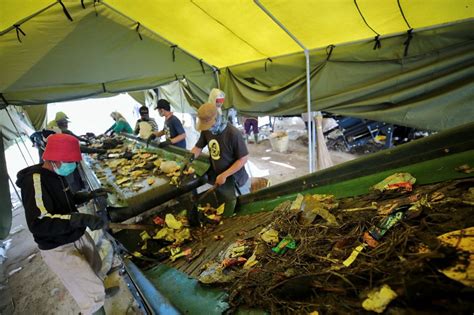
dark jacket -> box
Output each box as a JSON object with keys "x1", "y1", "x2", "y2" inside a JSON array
[{"x1": 16, "y1": 164, "x2": 87, "y2": 250}]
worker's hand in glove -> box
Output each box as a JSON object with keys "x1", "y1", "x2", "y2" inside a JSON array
[
  {"x1": 91, "y1": 188, "x2": 108, "y2": 198},
  {"x1": 74, "y1": 189, "x2": 108, "y2": 203},
  {"x1": 146, "y1": 134, "x2": 157, "y2": 147},
  {"x1": 70, "y1": 213, "x2": 105, "y2": 230},
  {"x1": 158, "y1": 140, "x2": 171, "y2": 148}
]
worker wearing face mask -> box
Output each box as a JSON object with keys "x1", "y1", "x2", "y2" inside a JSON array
[
  {"x1": 190, "y1": 103, "x2": 251, "y2": 196},
  {"x1": 16, "y1": 134, "x2": 117, "y2": 315}
]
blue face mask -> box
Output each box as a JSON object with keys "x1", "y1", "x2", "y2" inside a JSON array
[
  {"x1": 209, "y1": 115, "x2": 225, "y2": 135},
  {"x1": 53, "y1": 162, "x2": 77, "y2": 177}
]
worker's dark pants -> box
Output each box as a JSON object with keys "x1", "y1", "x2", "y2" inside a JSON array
[{"x1": 244, "y1": 119, "x2": 258, "y2": 135}]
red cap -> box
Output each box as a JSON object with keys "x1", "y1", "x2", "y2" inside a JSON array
[{"x1": 42, "y1": 134, "x2": 82, "y2": 162}]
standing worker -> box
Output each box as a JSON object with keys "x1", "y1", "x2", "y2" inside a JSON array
[
  {"x1": 243, "y1": 115, "x2": 259, "y2": 144},
  {"x1": 105, "y1": 111, "x2": 133, "y2": 135},
  {"x1": 147, "y1": 99, "x2": 186, "y2": 148},
  {"x1": 208, "y1": 88, "x2": 225, "y2": 113},
  {"x1": 47, "y1": 111, "x2": 88, "y2": 191},
  {"x1": 49, "y1": 111, "x2": 89, "y2": 143},
  {"x1": 134, "y1": 105, "x2": 158, "y2": 139},
  {"x1": 208, "y1": 88, "x2": 238, "y2": 125},
  {"x1": 191, "y1": 103, "x2": 251, "y2": 196},
  {"x1": 16, "y1": 134, "x2": 117, "y2": 315}
]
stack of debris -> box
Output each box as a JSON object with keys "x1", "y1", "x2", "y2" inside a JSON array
[
  {"x1": 195, "y1": 173, "x2": 474, "y2": 314},
  {"x1": 91, "y1": 146, "x2": 195, "y2": 194}
]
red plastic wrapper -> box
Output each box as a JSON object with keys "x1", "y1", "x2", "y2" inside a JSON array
[{"x1": 153, "y1": 216, "x2": 165, "y2": 225}]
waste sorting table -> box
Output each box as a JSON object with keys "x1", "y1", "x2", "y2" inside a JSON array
[{"x1": 107, "y1": 123, "x2": 474, "y2": 314}]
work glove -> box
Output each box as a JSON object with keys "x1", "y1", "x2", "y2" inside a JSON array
[
  {"x1": 74, "y1": 188, "x2": 108, "y2": 204},
  {"x1": 70, "y1": 213, "x2": 105, "y2": 230},
  {"x1": 146, "y1": 134, "x2": 157, "y2": 147},
  {"x1": 158, "y1": 140, "x2": 171, "y2": 148},
  {"x1": 91, "y1": 188, "x2": 108, "y2": 198}
]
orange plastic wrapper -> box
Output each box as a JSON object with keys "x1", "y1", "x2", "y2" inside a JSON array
[{"x1": 221, "y1": 257, "x2": 247, "y2": 268}]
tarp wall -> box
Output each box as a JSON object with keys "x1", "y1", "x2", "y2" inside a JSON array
[
  {"x1": 221, "y1": 20, "x2": 474, "y2": 131},
  {"x1": 0, "y1": 130, "x2": 12, "y2": 239}
]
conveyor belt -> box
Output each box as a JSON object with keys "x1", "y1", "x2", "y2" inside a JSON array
[{"x1": 166, "y1": 211, "x2": 274, "y2": 278}]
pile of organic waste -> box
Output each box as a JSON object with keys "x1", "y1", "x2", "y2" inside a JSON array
[
  {"x1": 90, "y1": 144, "x2": 195, "y2": 194},
  {"x1": 192, "y1": 173, "x2": 474, "y2": 314}
]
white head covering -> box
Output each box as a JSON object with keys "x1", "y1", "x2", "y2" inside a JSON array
[{"x1": 207, "y1": 88, "x2": 225, "y2": 106}]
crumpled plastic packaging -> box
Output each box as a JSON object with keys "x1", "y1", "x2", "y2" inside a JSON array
[
  {"x1": 372, "y1": 173, "x2": 416, "y2": 192},
  {"x1": 259, "y1": 228, "x2": 279, "y2": 245},
  {"x1": 362, "y1": 284, "x2": 398, "y2": 313},
  {"x1": 198, "y1": 262, "x2": 236, "y2": 284},
  {"x1": 165, "y1": 213, "x2": 182, "y2": 229}
]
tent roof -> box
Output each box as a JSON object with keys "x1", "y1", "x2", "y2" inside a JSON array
[
  {"x1": 2, "y1": 0, "x2": 472, "y2": 69},
  {"x1": 0, "y1": 0, "x2": 472, "y2": 112},
  {"x1": 104, "y1": 0, "x2": 473, "y2": 67}
]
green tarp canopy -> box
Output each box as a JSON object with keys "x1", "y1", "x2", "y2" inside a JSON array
[
  {"x1": 1, "y1": 1, "x2": 473, "y2": 130},
  {"x1": 222, "y1": 20, "x2": 474, "y2": 131}
]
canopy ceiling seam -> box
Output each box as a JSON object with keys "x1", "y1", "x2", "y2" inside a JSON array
[
  {"x1": 135, "y1": 22, "x2": 143, "y2": 40},
  {"x1": 224, "y1": 18, "x2": 474, "y2": 70},
  {"x1": 190, "y1": 0, "x2": 268, "y2": 60},
  {"x1": 397, "y1": 0, "x2": 412, "y2": 29},
  {"x1": 100, "y1": 1, "x2": 212, "y2": 70},
  {"x1": 0, "y1": 2, "x2": 57, "y2": 36},
  {"x1": 326, "y1": 45, "x2": 335, "y2": 61},
  {"x1": 171, "y1": 45, "x2": 178, "y2": 62},
  {"x1": 353, "y1": 0, "x2": 383, "y2": 51},
  {"x1": 353, "y1": 0, "x2": 380, "y2": 36},
  {"x1": 57, "y1": 0, "x2": 74, "y2": 21},
  {"x1": 264, "y1": 58, "x2": 272, "y2": 72},
  {"x1": 13, "y1": 25, "x2": 26, "y2": 43},
  {"x1": 100, "y1": 1, "x2": 216, "y2": 75},
  {"x1": 396, "y1": 0, "x2": 414, "y2": 57}
]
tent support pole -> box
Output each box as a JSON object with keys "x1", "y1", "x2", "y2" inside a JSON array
[
  {"x1": 3, "y1": 106, "x2": 35, "y2": 164},
  {"x1": 254, "y1": 0, "x2": 314, "y2": 173},
  {"x1": 14, "y1": 139, "x2": 29, "y2": 166},
  {"x1": 8, "y1": 175, "x2": 22, "y2": 202},
  {"x1": 215, "y1": 69, "x2": 221, "y2": 89}
]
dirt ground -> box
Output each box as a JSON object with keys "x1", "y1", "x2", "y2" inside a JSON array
[
  {"x1": 246, "y1": 138, "x2": 356, "y2": 186},
  {"x1": 0, "y1": 138, "x2": 355, "y2": 315}
]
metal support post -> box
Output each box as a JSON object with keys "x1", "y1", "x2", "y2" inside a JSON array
[{"x1": 254, "y1": 0, "x2": 314, "y2": 172}]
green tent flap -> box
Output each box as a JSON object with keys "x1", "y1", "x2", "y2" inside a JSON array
[
  {"x1": 222, "y1": 19, "x2": 474, "y2": 130},
  {"x1": 23, "y1": 105, "x2": 47, "y2": 131}
]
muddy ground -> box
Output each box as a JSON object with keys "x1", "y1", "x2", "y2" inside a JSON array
[{"x1": 0, "y1": 139, "x2": 355, "y2": 315}]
